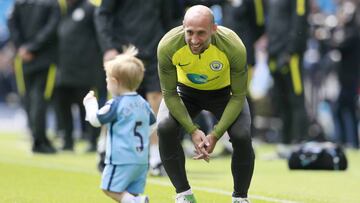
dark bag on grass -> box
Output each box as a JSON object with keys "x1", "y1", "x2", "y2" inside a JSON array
[{"x1": 288, "y1": 141, "x2": 347, "y2": 170}]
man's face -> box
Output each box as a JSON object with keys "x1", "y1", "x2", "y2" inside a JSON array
[{"x1": 183, "y1": 17, "x2": 216, "y2": 54}]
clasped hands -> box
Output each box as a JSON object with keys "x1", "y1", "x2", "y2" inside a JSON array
[{"x1": 191, "y1": 129, "x2": 218, "y2": 163}]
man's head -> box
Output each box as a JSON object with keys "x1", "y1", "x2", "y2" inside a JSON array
[
  {"x1": 183, "y1": 5, "x2": 217, "y2": 54},
  {"x1": 104, "y1": 45, "x2": 144, "y2": 95}
]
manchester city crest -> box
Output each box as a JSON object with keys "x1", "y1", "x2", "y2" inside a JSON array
[{"x1": 210, "y1": 61, "x2": 223, "y2": 71}]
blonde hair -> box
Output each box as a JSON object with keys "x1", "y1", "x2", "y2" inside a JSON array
[{"x1": 104, "y1": 45, "x2": 145, "y2": 91}]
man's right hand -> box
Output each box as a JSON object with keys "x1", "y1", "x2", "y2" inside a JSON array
[
  {"x1": 191, "y1": 129, "x2": 210, "y2": 162},
  {"x1": 276, "y1": 52, "x2": 290, "y2": 71},
  {"x1": 18, "y1": 46, "x2": 34, "y2": 62}
]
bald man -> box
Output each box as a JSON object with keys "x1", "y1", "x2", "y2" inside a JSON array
[{"x1": 157, "y1": 5, "x2": 254, "y2": 203}]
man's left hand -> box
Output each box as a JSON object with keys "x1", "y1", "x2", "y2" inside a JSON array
[{"x1": 205, "y1": 133, "x2": 218, "y2": 154}]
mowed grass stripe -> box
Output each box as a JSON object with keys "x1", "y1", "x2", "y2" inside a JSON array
[
  {"x1": 1, "y1": 132, "x2": 360, "y2": 202},
  {"x1": 0, "y1": 156, "x2": 298, "y2": 203}
]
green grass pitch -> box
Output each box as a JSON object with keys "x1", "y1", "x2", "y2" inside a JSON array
[{"x1": 0, "y1": 131, "x2": 359, "y2": 203}]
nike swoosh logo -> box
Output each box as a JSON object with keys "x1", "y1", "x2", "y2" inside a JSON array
[{"x1": 178, "y1": 62, "x2": 190, "y2": 67}]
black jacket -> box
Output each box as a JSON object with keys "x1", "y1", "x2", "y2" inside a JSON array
[
  {"x1": 222, "y1": 0, "x2": 265, "y2": 66},
  {"x1": 333, "y1": 2, "x2": 360, "y2": 88},
  {"x1": 266, "y1": 0, "x2": 309, "y2": 56},
  {"x1": 94, "y1": 0, "x2": 173, "y2": 60},
  {"x1": 8, "y1": 0, "x2": 59, "y2": 74},
  {"x1": 57, "y1": 0, "x2": 103, "y2": 87}
]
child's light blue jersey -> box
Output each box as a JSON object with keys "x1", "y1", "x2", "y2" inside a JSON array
[{"x1": 97, "y1": 93, "x2": 156, "y2": 165}]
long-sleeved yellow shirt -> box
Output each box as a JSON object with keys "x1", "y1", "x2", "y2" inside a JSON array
[{"x1": 157, "y1": 25, "x2": 248, "y2": 139}]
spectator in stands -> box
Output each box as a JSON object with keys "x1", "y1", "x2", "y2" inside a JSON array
[{"x1": 0, "y1": 0, "x2": 16, "y2": 103}]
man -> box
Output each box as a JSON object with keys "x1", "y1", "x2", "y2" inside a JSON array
[
  {"x1": 222, "y1": 0, "x2": 266, "y2": 139},
  {"x1": 333, "y1": 0, "x2": 360, "y2": 149},
  {"x1": 94, "y1": 0, "x2": 173, "y2": 176},
  {"x1": 157, "y1": 5, "x2": 254, "y2": 203},
  {"x1": 266, "y1": 0, "x2": 309, "y2": 157},
  {"x1": 223, "y1": 0, "x2": 265, "y2": 71},
  {"x1": 55, "y1": 0, "x2": 105, "y2": 152},
  {"x1": 8, "y1": 0, "x2": 60, "y2": 153}
]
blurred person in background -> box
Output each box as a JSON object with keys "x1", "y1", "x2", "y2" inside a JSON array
[
  {"x1": 94, "y1": 0, "x2": 173, "y2": 176},
  {"x1": 0, "y1": 0, "x2": 13, "y2": 48},
  {"x1": 0, "y1": 0, "x2": 16, "y2": 103},
  {"x1": 0, "y1": 44, "x2": 16, "y2": 103},
  {"x1": 316, "y1": 0, "x2": 337, "y2": 15},
  {"x1": 331, "y1": 0, "x2": 359, "y2": 149},
  {"x1": 222, "y1": 0, "x2": 265, "y2": 73},
  {"x1": 222, "y1": 0, "x2": 265, "y2": 139},
  {"x1": 266, "y1": 0, "x2": 310, "y2": 157},
  {"x1": 55, "y1": 0, "x2": 106, "y2": 152},
  {"x1": 8, "y1": 0, "x2": 60, "y2": 154}
]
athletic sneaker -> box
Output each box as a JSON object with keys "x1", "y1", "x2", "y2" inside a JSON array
[
  {"x1": 232, "y1": 197, "x2": 251, "y2": 203},
  {"x1": 32, "y1": 143, "x2": 57, "y2": 154},
  {"x1": 175, "y1": 194, "x2": 197, "y2": 203},
  {"x1": 136, "y1": 195, "x2": 149, "y2": 203}
]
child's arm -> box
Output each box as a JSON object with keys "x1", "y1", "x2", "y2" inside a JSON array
[{"x1": 83, "y1": 91, "x2": 101, "y2": 127}]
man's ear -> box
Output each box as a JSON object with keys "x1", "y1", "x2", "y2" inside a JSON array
[{"x1": 212, "y1": 24, "x2": 218, "y2": 34}]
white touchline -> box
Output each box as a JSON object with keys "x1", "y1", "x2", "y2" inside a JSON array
[
  {"x1": 148, "y1": 178, "x2": 301, "y2": 203},
  {"x1": 0, "y1": 157, "x2": 300, "y2": 203}
]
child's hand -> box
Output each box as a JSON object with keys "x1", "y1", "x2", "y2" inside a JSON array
[
  {"x1": 83, "y1": 90, "x2": 96, "y2": 105},
  {"x1": 83, "y1": 90, "x2": 100, "y2": 126}
]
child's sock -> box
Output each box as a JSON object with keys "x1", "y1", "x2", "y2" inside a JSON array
[
  {"x1": 134, "y1": 195, "x2": 149, "y2": 203},
  {"x1": 120, "y1": 192, "x2": 135, "y2": 203}
]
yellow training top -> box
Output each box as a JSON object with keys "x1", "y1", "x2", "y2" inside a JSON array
[{"x1": 157, "y1": 25, "x2": 248, "y2": 138}]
